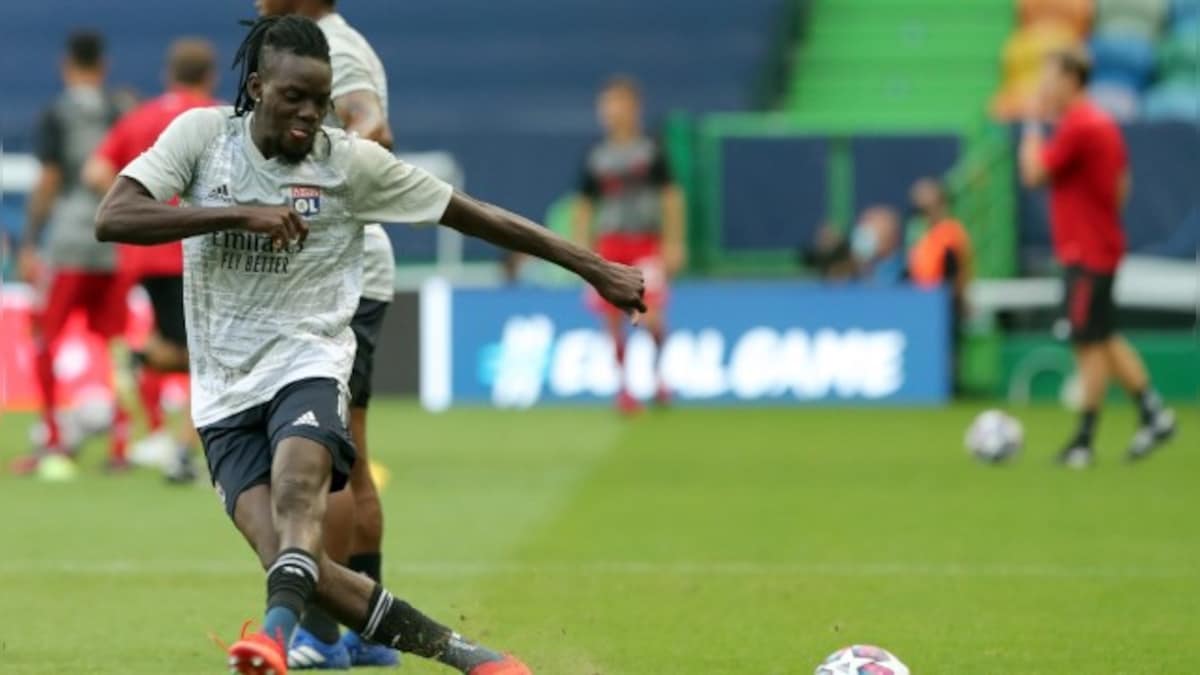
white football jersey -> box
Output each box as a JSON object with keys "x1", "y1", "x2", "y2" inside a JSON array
[
  {"x1": 120, "y1": 107, "x2": 451, "y2": 426},
  {"x1": 319, "y1": 12, "x2": 395, "y2": 302}
]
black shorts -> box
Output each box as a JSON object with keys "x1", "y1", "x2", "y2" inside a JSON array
[
  {"x1": 141, "y1": 275, "x2": 187, "y2": 348},
  {"x1": 349, "y1": 298, "x2": 390, "y2": 408},
  {"x1": 198, "y1": 378, "x2": 356, "y2": 518},
  {"x1": 1062, "y1": 266, "x2": 1117, "y2": 344}
]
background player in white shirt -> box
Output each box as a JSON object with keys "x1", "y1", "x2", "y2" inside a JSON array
[
  {"x1": 254, "y1": 1, "x2": 405, "y2": 667},
  {"x1": 95, "y1": 16, "x2": 644, "y2": 675}
]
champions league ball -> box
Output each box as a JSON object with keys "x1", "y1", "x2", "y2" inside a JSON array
[
  {"x1": 965, "y1": 409, "x2": 1023, "y2": 463},
  {"x1": 815, "y1": 645, "x2": 910, "y2": 675}
]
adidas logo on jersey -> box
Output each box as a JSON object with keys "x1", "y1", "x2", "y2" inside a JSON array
[
  {"x1": 205, "y1": 184, "x2": 231, "y2": 202},
  {"x1": 292, "y1": 411, "x2": 320, "y2": 428}
]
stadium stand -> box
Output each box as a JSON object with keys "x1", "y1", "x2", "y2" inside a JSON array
[
  {"x1": 786, "y1": 0, "x2": 1013, "y2": 129},
  {"x1": 0, "y1": 0, "x2": 785, "y2": 262},
  {"x1": 993, "y1": 0, "x2": 1200, "y2": 121}
]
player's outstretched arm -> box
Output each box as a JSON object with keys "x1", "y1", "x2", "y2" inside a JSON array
[
  {"x1": 441, "y1": 192, "x2": 647, "y2": 314},
  {"x1": 96, "y1": 176, "x2": 308, "y2": 248}
]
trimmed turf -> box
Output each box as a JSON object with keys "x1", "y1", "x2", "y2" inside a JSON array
[{"x1": 0, "y1": 401, "x2": 1195, "y2": 673}]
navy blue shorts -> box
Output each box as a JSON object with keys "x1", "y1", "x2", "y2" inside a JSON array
[
  {"x1": 199, "y1": 378, "x2": 356, "y2": 518},
  {"x1": 349, "y1": 298, "x2": 389, "y2": 408}
]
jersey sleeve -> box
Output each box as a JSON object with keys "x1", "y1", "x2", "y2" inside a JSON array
[
  {"x1": 348, "y1": 138, "x2": 454, "y2": 225},
  {"x1": 649, "y1": 145, "x2": 674, "y2": 187},
  {"x1": 1040, "y1": 119, "x2": 1085, "y2": 176},
  {"x1": 34, "y1": 107, "x2": 64, "y2": 166},
  {"x1": 120, "y1": 108, "x2": 224, "y2": 201},
  {"x1": 329, "y1": 49, "x2": 378, "y2": 101}
]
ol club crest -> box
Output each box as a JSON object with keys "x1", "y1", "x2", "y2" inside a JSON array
[{"x1": 290, "y1": 186, "x2": 322, "y2": 217}]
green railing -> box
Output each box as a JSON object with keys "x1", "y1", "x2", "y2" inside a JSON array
[{"x1": 945, "y1": 120, "x2": 1017, "y2": 278}]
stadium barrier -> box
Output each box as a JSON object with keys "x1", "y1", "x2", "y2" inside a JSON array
[{"x1": 418, "y1": 279, "x2": 951, "y2": 411}]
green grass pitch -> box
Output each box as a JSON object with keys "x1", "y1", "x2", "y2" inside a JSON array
[{"x1": 0, "y1": 401, "x2": 1195, "y2": 673}]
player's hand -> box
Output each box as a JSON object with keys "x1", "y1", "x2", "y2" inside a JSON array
[
  {"x1": 17, "y1": 245, "x2": 41, "y2": 284},
  {"x1": 239, "y1": 206, "x2": 309, "y2": 251},
  {"x1": 591, "y1": 261, "x2": 647, "y2": 320},
  {"x1": 663, "y1": 241, "x2": 687, "y2": 277}
]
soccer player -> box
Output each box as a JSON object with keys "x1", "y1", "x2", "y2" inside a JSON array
[
  {"x1": 14, "y1": 31, "x2": 130, "y2": 475},
  {"x1": 84, "y1": 38, "x2": 220, "y2": 483},
  {"x1": 1019, "y1": 48, "x2": 1176, "y2": 468},
  {"x1": 95, "y1": 16, "x2": 644, "y2": 675},
  {"x1": 573, "y1": 76, "x2": 685, "y2": 414},
  {"x1": 252, "y1": 0, "x2": 402, "y2": 667}
]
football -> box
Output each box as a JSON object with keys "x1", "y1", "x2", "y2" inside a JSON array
[
  {"x1": 965, "y1": 409, "x2": 1023, "y2": 463},
  {"x1": 815, "y1": 644, "x2": 910, "y2": 675}
]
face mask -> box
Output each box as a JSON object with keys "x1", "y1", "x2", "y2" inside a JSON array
[{"x1": 851, "y1": 226, "x2": 879, "y2": 262}]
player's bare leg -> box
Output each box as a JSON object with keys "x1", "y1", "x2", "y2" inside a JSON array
[
  {"x1": 31, "y1": 333, "x2": 61, "y2": 450},
  {"x1": 227, "y1": 437, "x2": 331, "y2": 674},
  {"x1": 605, "y1": 311, "x2": 639, "y2": 414},
  {"x1": 290, "y1": 481, "x2": 354, "y2": 665},
  {"x1": 292, "y1": 405, "x2": 399, "y2": 670},
  {"x1": 1059, "y1": 344, "x2": 1109, "y2": 468},
  {"x1": 1104, "y1": 336, "x2": 1176, "y2": 460},
  {"x1": 327, "y1": 405, "x2": 401, "y2": 666},
  {"x1": 640, "y1": 306, "x2": 670, "y2": 406},
  {"x1": 230, "y1": 447, "x2": 529, "y2": 675},
  {"x1": 348, "y1": 407, "x2": 384, "y2": 557},
  {"x1": 14, "y1": 293, "x2": 70, "y2": 475},
  {"x1": 101, "y1": 338, "x2": 135, "y2": 472}
]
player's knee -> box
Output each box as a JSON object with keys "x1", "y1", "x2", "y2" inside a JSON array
[{"x1": 272, "y1": 474, "x2": 325, "y2": 521}]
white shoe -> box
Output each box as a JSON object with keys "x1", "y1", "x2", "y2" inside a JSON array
[
  {"x1": 129, "y1": 430, "x2": 176, "y2": 469},
  {"x1": 1127, "y1": 408, "x2": 1176, "y2": 462}
]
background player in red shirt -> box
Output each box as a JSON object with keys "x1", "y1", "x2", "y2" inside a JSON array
[
  {"x1": 574, "y1": 76, "x2": 686, "y2": 414},
  {"x1": 1019, "y1": 48, "x2": 1176, "y2": 469},
  {"x1": 84, "y1": 38, "x2": 220, "y2": 482}
]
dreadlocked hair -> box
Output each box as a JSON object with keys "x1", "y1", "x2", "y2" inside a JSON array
[{"x1": 232, "y1": 15, "x2": 330, "y2": 116}]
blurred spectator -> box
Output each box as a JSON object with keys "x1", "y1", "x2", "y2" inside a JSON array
[
  {"x1": 907, "y1": 178, "x2": 972, "y2": 392},
  {"x1": 802, "y1": 208, "x2": 905, "y2": 284},
  {"x1": 850, "y1": 206, "x2": 905, "y2": 284},
  {"x1": 13, "y1": 31, "x2": 130, "y2": 476},
  {"x1": 907, "y1": 179, "x2": 972, "y2": 297},
  {"x1": 801, "y1": 221, "x2": 856, "y2": 281}
]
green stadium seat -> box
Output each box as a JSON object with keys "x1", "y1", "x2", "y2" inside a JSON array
[{"x1": 786, "y1": 0, "x2": 1014, "y2": 130}]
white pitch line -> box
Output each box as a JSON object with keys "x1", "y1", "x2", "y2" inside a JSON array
[{"x1": 0, "y1": 560, "x2": 1193, "y2": 580}]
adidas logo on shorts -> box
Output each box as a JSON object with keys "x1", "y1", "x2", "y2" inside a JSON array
[{"x1": 292, "y1": 411, "x2": 320, "y2": 428}]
